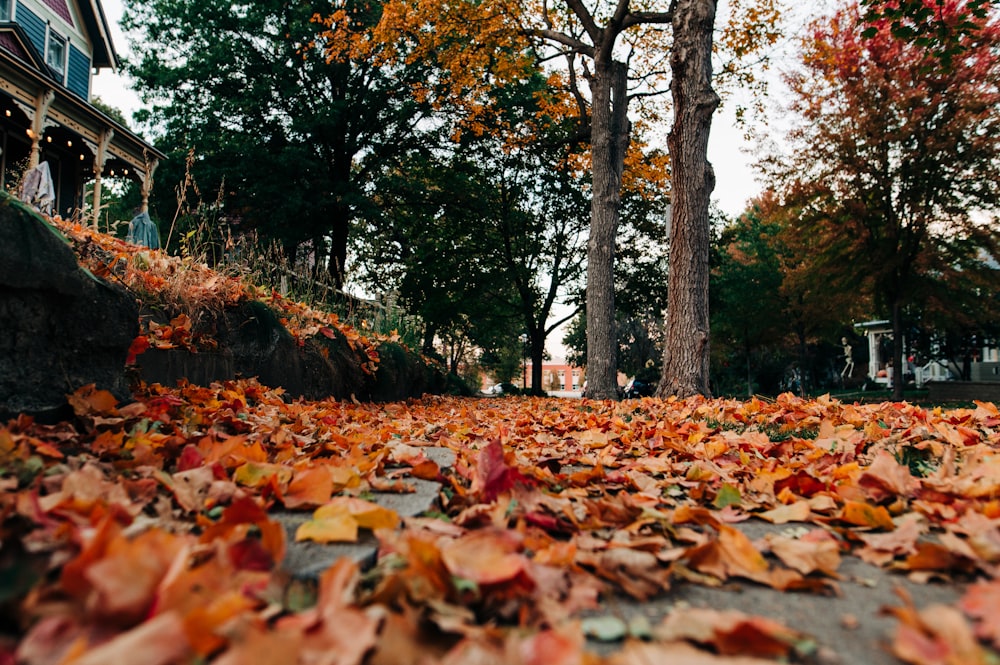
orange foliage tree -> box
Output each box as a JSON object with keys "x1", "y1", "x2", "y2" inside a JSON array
[{"x1": 315, "y1": 0, "x2": 782, "y2": 399}]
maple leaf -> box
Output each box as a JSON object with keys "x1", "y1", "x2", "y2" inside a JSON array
[
  {"x1": 126, "y1": 334, "x2": 150, "y2": 365},
  {"x1": 67, "y1": 384, "x2": 119, "y2": 417},
  {"x1": 296, "y1": 496, "x2": 400, "y2": 544},
  {"x1": 440, "y1": 528, "x2": 529, "y2": 586},
  {"x1": 471, "y1": 439, "x2": 533, "y2": 503}
]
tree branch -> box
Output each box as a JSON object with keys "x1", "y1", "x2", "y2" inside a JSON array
[
  {"x1": 622, "y1": 11, "x2": 673, "y2": 30},
  {"x1": 532, "y1": 28, "x2": 595, "y2": 57},
  {"x1": 563, "y1": 0, "x2": 602, "y2": 44}
]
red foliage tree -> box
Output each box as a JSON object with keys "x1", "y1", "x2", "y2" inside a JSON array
[{"x1": 768, "y1": 0, "x2": 1000, "y2": 398}]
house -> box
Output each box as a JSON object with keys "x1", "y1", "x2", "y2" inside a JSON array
[{"x1": 0, "y1": 0, "x2": 164, "y2": 221}]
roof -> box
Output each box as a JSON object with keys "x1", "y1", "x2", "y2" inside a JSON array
[
  {"x1": 77, "y1": 0, "x2": 118, "y2": 71},
  {"x1": 0, "y1": 23, "x2": 45, "y2": 70}
]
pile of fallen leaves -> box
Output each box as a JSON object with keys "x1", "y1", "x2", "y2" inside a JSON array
[
  {"x1": 2, "y1": 383, "x2": 999, "y2": 664},
  {"x1": 46, "y1": 217, "x2": 383, "y2": 368}
]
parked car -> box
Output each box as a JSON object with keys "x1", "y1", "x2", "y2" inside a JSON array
[{"x1": 623, "y1": 376, "x2": 656, "y2": 399}]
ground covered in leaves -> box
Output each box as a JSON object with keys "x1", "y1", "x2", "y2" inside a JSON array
[{"x1": 3, "y1": 384, "x2": 1000, "y2": 664}]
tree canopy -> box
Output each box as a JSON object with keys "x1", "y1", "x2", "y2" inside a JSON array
[
  {"x1": 314, "y1": 0, "x2": 780, "y2": 399},
  {"x1": 123, "y1": 0, "x2": 436, "y2": 286}
]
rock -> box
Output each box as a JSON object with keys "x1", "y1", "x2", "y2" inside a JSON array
[{"x1": 0, "y1": 195, "x2": 138, "y2": 420}]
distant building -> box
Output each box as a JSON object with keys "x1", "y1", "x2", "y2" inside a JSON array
[
  {"x1": 527, "y1": 360, "x2": 584, "y2": 392},
  {"x1": 0, "y1": 0, "x2": 164, "y2": 220},
  {"x1": 481, "y1": 358, "x2": 585, "y2": 393}
]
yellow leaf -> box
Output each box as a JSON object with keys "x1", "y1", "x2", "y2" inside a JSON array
[
  {"x1": 315, "y1": 496, "x2": 399, "y2": 530},
  {"x1": 295, "y1": 512, "x2": 358, "y2": 543},
  {"x1": 233, "y1": 462, "x2": 292, "y2": 489}
]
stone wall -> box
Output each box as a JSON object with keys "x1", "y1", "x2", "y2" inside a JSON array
[{"x1": 0, "y1": 197, "x2": 138, "y2": 420}]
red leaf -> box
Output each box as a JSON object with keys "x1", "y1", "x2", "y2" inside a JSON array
[
  {"x1": 475, "y1": 439, "x2": 532, "y2": 503},
  {"x1": 228, "y1": 537, "x2": 275, "y2": 572},
  {"x1": 126, "y1": 335, "x2": 150, "y2": 365},
  {"x1": 222, "y1": 496, "x2": 270, "y2": 525},
  {"x1": 177, "y1": 445, "x2": 205, "y2": 472}
]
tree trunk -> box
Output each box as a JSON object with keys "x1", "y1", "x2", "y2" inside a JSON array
[
  {"x1": 327, "y1": 202, "x2": 350, "y2": 289},
  {"x1": 585, "y1": 59, "x2": 630, "y2": 400},
  {"x1": 657, "y1": 0, "x2": 719, "y2": 399},
  {"x1": 891, "y1": 300, "x2": 904, "y2": 400},
  {"x1": 531, "y1": 336, "x2": 546, "y2": 397}
]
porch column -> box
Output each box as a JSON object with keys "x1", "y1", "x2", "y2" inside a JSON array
[
  {"x1": 26, "y1": 89, "x2": 54, "y2": 169},
  {"x1": 139, "y1": 155, "x2": 159, "y2": 213},
  {"x1": 90, "y1": 128, "x2": 113, "y2": 228}
]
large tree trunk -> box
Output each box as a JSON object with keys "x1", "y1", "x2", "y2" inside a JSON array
[
  {"x1": 585, "y1": 59, "x2": 630, "y2": 400},
  {"x1": 658, "y1": 0, "x2": 719, "y2": 399}
]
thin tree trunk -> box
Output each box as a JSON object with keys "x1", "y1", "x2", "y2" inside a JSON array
[
  {"x1": 891, "y1": 300, "x2": 904, "y2": 400},
  {"x1": 745, "y1": 336, "x2": 752, "y2": 397},
  {"x1": 658, "y1": 0, "x2": 719, "y2": 399},
  {"x1": 585, "y1": 59, "x2": 630, "y2": 400},
  {"x1": 531, "y1": 336, "x2": 545, "y2": 396}
]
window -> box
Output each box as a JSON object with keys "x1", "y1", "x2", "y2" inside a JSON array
[
  {"x1": 46, "y1": 31, "x2": 66, "y2": 77},
  {"x1": 0, "y1": 0, "x2": 10, "y2": 21}
]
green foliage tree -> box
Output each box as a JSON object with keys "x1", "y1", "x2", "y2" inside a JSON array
[
  {"x1": 122, "y1": 0, "x2": 433, "y2": 287},
  {"x1": 356, "y1": 72, "x2": 590, "y2": 396},
  {"x1": 766, "y1": 0, "x2": 1000, "y2": 399},
  {"x1": 710, "y1": 206, "x2": 786, "y2": 396}
]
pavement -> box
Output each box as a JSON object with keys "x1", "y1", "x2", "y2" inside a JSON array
[{"x1": 271, "y1": 447, "x2": 965, "y2": 665}]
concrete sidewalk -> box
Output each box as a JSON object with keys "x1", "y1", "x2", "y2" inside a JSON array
[{"x1": 271, "y1": 447, "x2": 965, "y2": 664}]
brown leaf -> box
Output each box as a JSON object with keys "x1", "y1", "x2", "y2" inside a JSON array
[
  {"x1": 655, "y1": 608, "x2": 811, "y2": 659},
  {"x1": 608, "y1": 640, "x2": 781, "y2": 664},
  {"x1": 859, "y1": 450, "x2": 919, "y2": 502},
  {"x1": 766, "y1": 532, "x2": 841, "y2": 577},
  {"x1": 71, "y1": 612, "x2": 191, "y2": 665}
]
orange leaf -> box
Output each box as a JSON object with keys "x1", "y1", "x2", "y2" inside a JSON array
[
  {"x1": 126, "y1": 335, "x2": 150, "y2": 364},
  {"x1": 758, "y1": 500, "x2": 811, "y2": 524},
  {"x1": 840, "y1": 500, "x2": 895, "y2": 530},
  {"x1": 284, "y1": 467, "x2": 334, "y2": 510},
  {"x1": 67, "y1": 383, "x2": 118, "y2": 416},
  {"x1": 441, "y1": 529, "x2": 528, "y2": 586}
]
